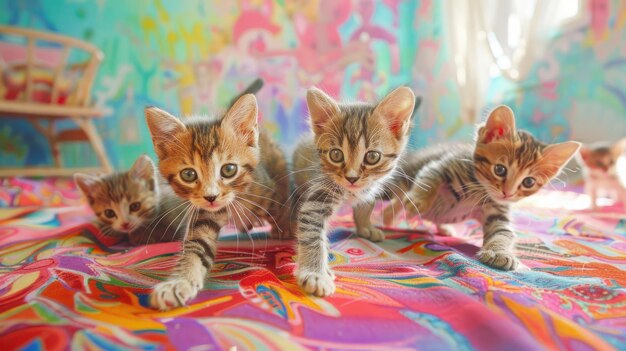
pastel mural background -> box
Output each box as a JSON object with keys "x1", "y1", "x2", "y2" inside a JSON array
[{"x1": 0, "y1": 0, "x2": 624, "y2": 170}]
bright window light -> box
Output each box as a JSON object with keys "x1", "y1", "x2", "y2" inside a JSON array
[{"x1": 554, "y1": 0, "x2": 581, "y2": 23}]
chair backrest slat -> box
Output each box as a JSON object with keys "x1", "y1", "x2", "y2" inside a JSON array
[
  {"x1": 0, "y1": 25, "x2": 104, "y2": 107},
  {"x1": 50, "y1": 45, "x2": 70, "y2": 104},
  {"x1": 24, "y1": 36, "x2": 35, "y2": 102}
]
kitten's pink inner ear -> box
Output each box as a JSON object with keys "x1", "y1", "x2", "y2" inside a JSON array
[
  {"x1": 130, "y1": 155, "x2": 155, "y2": 181},
  {"x1": 223, "y1": 94, "x2": 259, "y2": 142},
  {"x1": 306, "y1": 87, "x2": 340, "y2": 135},
  {"x1": 144, "y1": 107, "x2": 185, "y2": 139},
  {"x1": 74, "y1": 173, "x2": 100, "y2": 195},
  {"x1": 542, "y1": 141, "x2": 582, "y2": 174},
  {"x1": 482, "y1": 105, "x2": 516, "y2": 143},
  {"x1": 374, "y1": 87, "x2": 415, "y2": 139},
  {"x1": 612, "y1": 137, "x2": 626, "y2": 158}
]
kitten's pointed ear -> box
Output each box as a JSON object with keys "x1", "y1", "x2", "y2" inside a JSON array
[
  {"x1": 374, "y1": 86, "x2": 415, "y2": 139},
  {"x1": 541, "y1": 141, "x2": 582, "y2": 178},
  {"x1": 145, "y1": 107, "x2": 185, "y2": 158},
  {"x1": 612, "y1": 137, "x2": 626, "y2": 158},
  {"x1": 578, "y1": 144, "x2": 591, "y2": 163},
  {"x1": 130, "y1": 155, "x2": 155, "y2": 180},
  {"x1": 74, "y1": 173, "x2": 101, "y2": 202},
  {"x1": 130, "y1": 155, "x2": 156, "y2": 191},
  {"x1": 306, "y1": 87, "x2": 340, "y2": 135},
  {"x1": 222, "y1": 94, "x2": 259, "y2": 145},
  {"x1": 479, "y1": 105, "x2": 516, "y2": 144}
]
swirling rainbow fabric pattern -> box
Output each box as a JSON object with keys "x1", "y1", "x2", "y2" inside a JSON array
[{"x1": 0, "y1": 178, "x2": 625, "y2": 350}]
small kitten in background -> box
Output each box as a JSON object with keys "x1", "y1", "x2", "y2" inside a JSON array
[
  {"x1": 292, "y1": 86, "x2": 416, "y2": 297},
  {"x1": 383, "y1": 106, "x2": 580, "y2": 271},
  {"x1": 578, "y1": 138, "x2": 626, "y2": 209},
  {"x1": 74, "y1": 155, "x2": 187, "y2": 245}
]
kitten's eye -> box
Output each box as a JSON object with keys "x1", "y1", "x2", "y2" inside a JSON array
[
  {"x1": 104, "y1": 209, "x2": 116, "y2": 218},
  {"x1": 180, "y1": 168, "x2": 198, "y2": 182},
  {"x1": 494, "y1": 164, "x2": 507, "y2": 177},
  {"x1": 522, "y1": 177, "x2": 536, "y2": 188},
  {"x1": 221, "y1": 164, "x2": 238, "y2": 178},
  {"x1": 364, "y1": 151, "x2": 381, "y2": 165},
  {"x1": 129, "y1": 202, "x2": 141, "y2": 212},
  {"x1": 329, "y1": 149, "x2": 344, "y2": 163}
]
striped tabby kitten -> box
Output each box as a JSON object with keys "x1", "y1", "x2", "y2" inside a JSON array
[
  {"x1": 74, "y1": 155, "x2": 187, "y2": 245},
  {"x1": 145, "y1": 94, "x2": 290, "y2": 310},
  {"x1": 383, "y1": 106, "x2": 581, "y2": 270},
  {"x1": 292, "y1": 87, "x2": 415, "y2": 297},
  {"x1": 578, "y1": 139, "x2": 626, "y2": 209}
]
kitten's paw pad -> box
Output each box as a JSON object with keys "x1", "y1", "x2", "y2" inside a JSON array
[
  {"x1": 356, "y1": 226, "x2": 385, "y2": 242},
  {"x1": 437, "y1": 224, "x2": 457, "y2": 237},
  {"x1": 296, "y1": 270, "x2": 336, "y2": 297},
  {"x1": 149, "y1": 278, "x2": 200, "y2": 311},
  {"x1": 477, "y1": 249, "x2": 519, "y2": 271}
]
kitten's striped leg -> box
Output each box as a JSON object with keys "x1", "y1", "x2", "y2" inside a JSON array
[
  {"x1": 477, "y1": 204, "x2": 519, "y2": 271},
  {"x1": 353, "y1": 201, "x2": 385, "y2": 242},
  {"x1": 295, "y1": 188, "x2": 342, "y2": 297},
  {"x1": 149, "y1": 217, "x2": 222, "y2": 310}
]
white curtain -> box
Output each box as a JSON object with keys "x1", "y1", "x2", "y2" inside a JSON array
[{"x1": 443, "y1": 0, "x2": 583, "y2": 122}]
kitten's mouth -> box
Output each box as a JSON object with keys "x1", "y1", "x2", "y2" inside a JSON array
[
  {"x1": 200, "y1": 201, "x2": 227, "y2": 211},
  {"x1": 116, "y1": 225, "x2": 137, "y2": 233}
]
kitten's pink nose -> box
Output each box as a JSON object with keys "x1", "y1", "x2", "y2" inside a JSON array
[{"x1": 121, "y1": 222, "x2": 130, "y2": 230}]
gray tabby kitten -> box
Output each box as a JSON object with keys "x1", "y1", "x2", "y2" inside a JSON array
[
  {"x1": 292, "y1": 87, "x2": 416, "y2": 297},
  {"x1": 383, "y1": 106, "x2": 581, "y2": 270},
  {"x1": 74, "y1": 155, "x2": 187, "y2": 245}
]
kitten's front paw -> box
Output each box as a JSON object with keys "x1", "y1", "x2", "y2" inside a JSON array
[
  {"x1": 296, "y1": 269, "x2": 336, "y2": 297},
  {"x1": 477, "y1": 249, "x2": 520, "y2": 271},
  {"x1": 149, "y1": 278, "x2": 201, "y2": 310},
  {"x1": 356, "y1": 226, "x2": 385, "y2": 242}
]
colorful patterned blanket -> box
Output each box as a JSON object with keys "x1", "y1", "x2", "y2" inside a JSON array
[{"x1": 1, "y1": 178, "x2": 625, "y2": 350}]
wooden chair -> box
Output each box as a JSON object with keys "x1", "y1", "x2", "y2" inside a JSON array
[{"x1": 0, "y1": 25, "x2": 112, "y2": 177}]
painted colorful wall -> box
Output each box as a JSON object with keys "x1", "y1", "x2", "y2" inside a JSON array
[
  {"x1": 0, "y1": 0, "x2": 463, "y2": 170},
  {"x1": 0, "y1": 0, "x2": 625, "y2": 171}
]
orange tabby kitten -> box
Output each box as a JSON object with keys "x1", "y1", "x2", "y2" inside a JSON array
[{"x1": 145, "y1": 94, "x2": 290, "y2": 310}]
